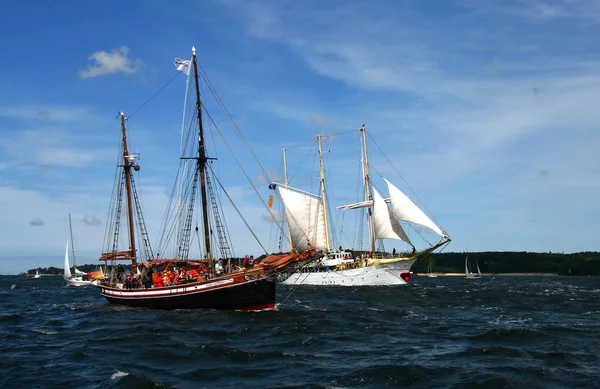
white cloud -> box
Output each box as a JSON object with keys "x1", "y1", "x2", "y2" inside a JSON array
[
  {"x1": 82, "y1": 215, "x2": 102, "y2": 225},
  {"x1": 0, "y1": 105, "x2": 96, "y2": 123},
  {"x1": 30, "y1": 217, "x2": 44, "y2": 226},
  {"x1": 79, "y1": 46, "x2": 143, "y2": 79}
]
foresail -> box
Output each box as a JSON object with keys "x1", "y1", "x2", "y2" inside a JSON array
[
  {"x1": 384, "y1": 179, "x2": 445, "y2": 237},
  {"x1": 372, "y1": 188, "x2": 413, "y2": 245},
  {"x1": 64, "y1": 239, "x2": 72, "y2": 279},
  {"x1": 277, "y1": 186, "x2": 327, "y2": 252}
]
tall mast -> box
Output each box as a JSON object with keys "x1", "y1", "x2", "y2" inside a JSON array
[
  {"x1": 191, "y1": 46, "x2": 212, "y2": 259},
  {"x1": 360, "y1": 125, "x2": 375, "y2": 253},
  {"x1": 282, "y1": 148, "x2": 292, "y2": 250},
  {"x1": 69, "y1": 213, "x2": 76, "y2": 269},
  {"x1": 121, "y1": 112, "x2": 137, "y2": 270},
  {"x1": 317, "y1": 135, "x2": 331, "y2": 252}
]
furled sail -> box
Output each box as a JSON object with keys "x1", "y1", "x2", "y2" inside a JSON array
[
  {"x1": 277, "y1": 185, "x2": 327, "y2": 252},
  {"x1": 384, "y1": 179, "x2": 445, "y2": 237},
  {"x1": 63, "y1": 239, "x2": 72, "y2": 279},
  {"x1": 372, "y1": 188, "x2": 413, "y2": 246}
]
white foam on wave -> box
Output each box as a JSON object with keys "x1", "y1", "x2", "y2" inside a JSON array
[
  {"x1": 32, "y1": 329, "x2": 58, "y2": 335},
  {"x1": 111, "y1": 371, "x2": 129, "y2": 380}
]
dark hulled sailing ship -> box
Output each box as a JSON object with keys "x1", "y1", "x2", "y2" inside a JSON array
[{"x1": 97, "y1": 47, "x2": 319, "y2": 310}]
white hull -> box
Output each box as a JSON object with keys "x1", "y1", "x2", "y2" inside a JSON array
[
  {"x1": 281, "y1": 257, "x2": 416, "y2": 286},
  {"x1": 65, "y1": 276, "x2": 97, "y2": 286}
]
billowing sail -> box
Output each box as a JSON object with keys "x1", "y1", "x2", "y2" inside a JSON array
[
  {"x1": 63, "y1": 239, "x2": 72, "y2": 279},
  {"x1": 277, "y1": 186, "x2": 327, "y2": 252},
  {"x1": 74, "y1": 267, "x2": 86, "y2": 275},
  {"x1": 372, "y1": 188, "x2": 412, "y2": 246},
  {"x1": 384, "y1": 178, "x2": 445, "y2": 237}
]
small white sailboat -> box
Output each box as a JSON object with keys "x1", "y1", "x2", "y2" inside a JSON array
[
  {"x1": 427, "y1": 259, "x2": 437, "y2": 278},
  {"x1": 64, "y1": 214, "x2": 99, "y2": 286},
  {"x1": 464, "y1": 251, "x2": 481, "y2": 279},
  {"x1": 34, "y1": 269, "x2": 40, "y2": 278}
]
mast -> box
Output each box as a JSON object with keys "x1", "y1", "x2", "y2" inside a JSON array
[
  {"x1": 69, "y1": 213, "x2": 76, "y2": 269},
  {"x1": 360, "y1": 125, "x2": 375, "y2": 253},
  {"x1": 282, "y1": 148, "x2": 292, "y2": 250},
  {"x1": 317, "y1": 135, "x2": 331, "y2": 252},
  {"x1": 121, "y1": 112, "x2": 137, "y2": 271},
  {"x1": 191, "y1": 46, "x2": 212, "y2": 260}
]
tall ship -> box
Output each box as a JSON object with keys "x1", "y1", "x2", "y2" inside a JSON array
[
  {"x1": 97, "y1": 47, "x2": 318, "y2": 310},
  {"x1": 271, "y1": 126, "x2": 450, "y2": 286}
]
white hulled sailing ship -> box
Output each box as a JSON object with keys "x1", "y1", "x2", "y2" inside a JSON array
[{"x1": 272, "y1": 126, "x2": 450, "y2": 286}]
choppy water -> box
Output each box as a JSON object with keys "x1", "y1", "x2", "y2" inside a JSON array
[{"x1": 1, "y1": 275, "x2": 599, "y2": 388}]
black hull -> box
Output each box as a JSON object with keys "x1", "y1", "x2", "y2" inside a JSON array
[{"x1": 100, "y1": 277, "x2": 276, "y2": 310}]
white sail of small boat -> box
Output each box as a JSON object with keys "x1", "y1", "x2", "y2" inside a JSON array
[
  {"x1": 63, "y1": 239, "x2": 72, "y2": 278},
  {"x1": 34, "y1": 269, "x2": 40, "y2": 278},
  {"x1": 427, "y1": 258, "x2": 437, "y2": 278},
  {"x1": 465, "y1": 250, "x2": 481, "y2": 279},
  {"x1": 64, "y1": 214, "x2": 96, "y2": 286},
  {"x1": 273, "y1": 126, "x2": 451, "y2": 286}
]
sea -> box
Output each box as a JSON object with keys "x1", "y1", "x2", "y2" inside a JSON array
[{"x1": 1, "y1": 275, "x2": 599, "y2": 389}]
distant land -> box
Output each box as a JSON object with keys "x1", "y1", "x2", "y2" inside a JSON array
[
  {"x1": 17, "y1": 251, "x2": 600, "y2": 276},
  {"x1": 412, "y1": 251, "x2": 600, "y2": 276}
]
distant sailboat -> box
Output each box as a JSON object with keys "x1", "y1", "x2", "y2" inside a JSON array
[
  {"x1": 464, "y1": 251, "x2": 481, "y2": 279},
  {"x1": 64, "y1": 214, "x2": 99, "y2": 286},
  {"x1": 427, "y1": 259, "x2": 437, "y2": 278},
  {"x1": 34, "y1": 269, "x2": 40, "y2": 279}
]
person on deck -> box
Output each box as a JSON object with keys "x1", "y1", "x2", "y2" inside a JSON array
[
  {"x1": 177, "y1": 267, "x2": 187, "y2": 283},
  {"x1": 142, "y1": 274, "x2": 152, "y2": 289},
  {"x1": 246, "y1": 256, "x2": 255, "y2": 269},
  {"x1": 117, "y1": 264, "x2": 125, "y2": 282},
  {"x1": 125, "y1": 273, "x2": 133, "y2": 290},
  {"x1": 242, "y1": 255, "x2": 249, "y2": 268},
  {"x1": 215, "y1": 259, "x2": 224, "y2": 276}
]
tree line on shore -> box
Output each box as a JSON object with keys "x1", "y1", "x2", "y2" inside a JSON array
[
  {"x1": 411, "y1": 251, "x2": 600, "y2": 275},
  {"x1": 24, "y1": 251, "x2": 600, "y2": 276}
]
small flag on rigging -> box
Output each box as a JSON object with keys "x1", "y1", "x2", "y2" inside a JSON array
[
  {"x1": 267, "y1": 195, "x2": 274, "y2": 209},
  {"x1": 174, "y1": 58, "x2": 191, "y2": 75}
]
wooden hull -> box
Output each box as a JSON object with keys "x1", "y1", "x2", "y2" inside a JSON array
[{"x1": 98, "y1": 273, "x2": 276, "y2": 310}]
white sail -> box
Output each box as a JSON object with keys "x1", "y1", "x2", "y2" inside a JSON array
[
  {"x1": 372, "y1": 188, "x2": 412, "y2": 246},
  {"x1": 464, "y1": 255, "x2": 469, "y2": 275},
  {"x1": 384, "y1": 178, "x2": 445, "y2": 237},
  {"x1": 278, "y1": 185, "x2": 327, "y2": 252},
  {"x1": 74, "y1": 267, "x2": 86, "y2": 275},
  {"x1": 476, "y1": 261, "x2": 481, "y2": 276},
  {"x1": 64, "y1": 239, "x2": 72, "y2": 279}
]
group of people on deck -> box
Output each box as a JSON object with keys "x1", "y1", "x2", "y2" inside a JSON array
[
  {"x1": 149, "y1": 266, "x2": 209, "y2": 288},
  {"x1": 242, "y1": 255, "x2": 255, "y2": 269},
  {"x1": 115, "y1": 255, "x2": 257, "y2": 290}
]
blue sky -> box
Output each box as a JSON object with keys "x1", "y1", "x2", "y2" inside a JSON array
[{"x1": 1, "y1": 0, "x2": 599, "y2": 274}]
